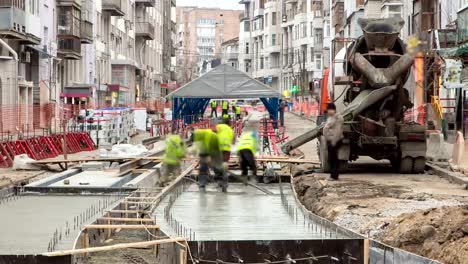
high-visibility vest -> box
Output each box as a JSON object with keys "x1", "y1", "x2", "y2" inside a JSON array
[
  {"x1": 222, "y1": 101, "x2": 229, "y2": 110},
  {"x1": 223, "y1": 114, "x2": 230, "y2": 120},
  {"x1": 237, "y1": 132, "x2": 257, "y2": 154},
  {"x1": 162, "y1": 135, "x2": 185, "y2": 165},
  {"x1": 211, "y1": 101, "x2": 217, "y2": 108},
  {"x1": 235, "y1": 106, "x2": 241, "y2": 115},
  {"x1": 216, "y1": 124, "x2": 234, "y2": 152},
  {"x1": 194, "y1": 129, "x2": 219, "y2": 155}
]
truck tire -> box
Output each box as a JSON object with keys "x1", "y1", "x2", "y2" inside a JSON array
[
  {"x1": 399, "y1": 157, "x2": 413, "y2": 174},
  {"x1": 413, "y1": 157, "x2": 426, "y2": 173}
]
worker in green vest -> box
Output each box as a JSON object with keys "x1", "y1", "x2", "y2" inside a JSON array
[
  {"x1": 194, "y1": 128, "x2": 228, "y2": 192},
  {"x1": 216, "y1": 118, "x2": 234, "y2": 162},
  {"x1": 160, "y1": 134, "x2": 186, "y2": 187},
  {"x1": 235, "y1": 106, "x2": 242, "y2": 120},
  {"x1": 237, "y1": 130, "x2": 258, "y2": 184},
  {"x1": 210, "y1": 100, "x2": 218, "y2": 118},
  {"x1": 222, "y1": 100, "x2": 229, "y2": 116}
]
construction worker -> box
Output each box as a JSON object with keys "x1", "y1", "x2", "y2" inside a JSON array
[
  {"x1": 216, "y1": 118, "x2": 234, "y2": 162},
  {"x1": 210, "y1": 100, "x2": 218, "y2": 118},
  {"x1": 237, "y1": 129, "x2": 258, "y2": 183},
  {"x1": 235, "y1": 105, "x2": 242, "y2": 120},
  {"x1": 323, "y1": 103, "x2": 344, "y2": 180},
  {"x1": 193, "y1": 128, "x2": 228, "y2": 192},
  {"x1": 160, "y1": 134, "x2": 186, "y2": 187},
  {"x1": 222, "y1": 100, "x2": 229, "y2": 116}
]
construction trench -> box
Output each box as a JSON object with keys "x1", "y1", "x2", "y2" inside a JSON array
[{"x1": 0, "y1": 113, "x2": 444, "y2": 264}]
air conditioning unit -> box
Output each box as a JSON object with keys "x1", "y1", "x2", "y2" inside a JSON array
[{"x1": 20, "y1": 51, "x2": 31, "y2": 63}]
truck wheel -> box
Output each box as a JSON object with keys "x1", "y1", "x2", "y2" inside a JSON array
[
  {"x1": 413, "y1": 157, "x2": 426, "y2": 173},
  {"x1": 399, "y1": 157, "x2": 413, "y2": 174}
]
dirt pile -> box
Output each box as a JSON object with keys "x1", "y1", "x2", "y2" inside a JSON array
[
  {"x1": 293, "y1": 174, "x2": 466, "y2": 263},
  {"x1": 379, "y1": 206, "x2": 468, "y2": 264}
]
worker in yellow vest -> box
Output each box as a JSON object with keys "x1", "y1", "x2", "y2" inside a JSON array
[
  {"x1": 221, "y1": 100, "x2": 229, "y2": 116},
  {"x1": 235, "y1": 106, "x2": 242, "y2": 120},
  {"x1": 216, "y1": 118, "x2": 234, "y2": 162},
  {"x1": 193, "y1": 128, "x2": 228, "y2": 192},
  {"x1": 236, "y1": 130, "x2": 258, "y2": 183},
  {"x1": 160, "y1": 134, "x2": 186, "y2": 186},
  {"x1": 210, "y1": 100, "x2": 218, "y2": 118}
]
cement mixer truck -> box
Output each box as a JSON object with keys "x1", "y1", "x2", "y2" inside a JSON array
[{"x1": 282, "y1": 18, "x2": 427, "y2": 174}]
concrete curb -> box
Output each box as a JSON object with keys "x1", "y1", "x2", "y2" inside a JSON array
[{"x1": 426, "y1": 162, "x2": 468, "y2": 189}]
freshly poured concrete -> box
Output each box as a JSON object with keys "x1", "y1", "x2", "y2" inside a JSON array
[
  {"x1": 48, "y1": 170, "x2": 133, "y2": 188},
  {"x1": 155, "y1": 183, "x2": 351, "y2": 241},
  {"x1": 0, "y1": 195, "x2": 122, "y2": 254}
]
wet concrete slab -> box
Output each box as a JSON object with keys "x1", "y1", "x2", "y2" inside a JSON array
[
  {"x1": 0, "y1": 195, "x2": 122, "y2": 254},
  {"x1": 154, "y1": 183, "x2": 351, "y2": 241},
  {"x1": 48, "y1": 170, "x2": 133, "y2": 188}
]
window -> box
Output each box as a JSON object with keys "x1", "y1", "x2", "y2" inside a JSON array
[
  {"x1": 265, "y1": 35, "x2": 268, "y2": 47},
  {"x1": 244, "y1": 21, "x2": 250, "y2": 32},
  {"x1": 43, "y1": 26, "x2": 48, "y2": 45},
  {"x1": 246, "y1": 42, "x2": 249, "y2": 54},
  {"x1": 310, "y1": 47, "x2": 314, "y2": 62},
  {"x1": 382, "y1": 3, "x2": 402, "y2": 18},
  {"x1": 260, "y1": 57, "x2": 264, "y2": 69},
  {"x1": 301, "y1": 22, "x2": 307, "y2": 38},
  {"x1": 265, "y1": 13, "x2": 268, "y2": 26},
  {"x1": 315, "y1": 53, "x2": 322, "y2": 70},
  {"x1": 272, "y1": 12, "x2": 277, "y2": 25},
  {"x1": 314, "y1": 28, "x2": 323, "y2": 47},
  {"x1": 324, "y1": 21, "x2": 330, "y2": 37},
  {"x1": 272, "y1": 34, "x2": 276, "y2": 46}
]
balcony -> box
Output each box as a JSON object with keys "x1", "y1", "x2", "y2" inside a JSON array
[
  {"x1": 80, "y1": 20, "x2": 93, "y2": 43},
  {"x1": 254, "y1": 8, "x2": 264, "y2": 18},
  {"x1": 135, "y1": 0, "x2": 154, "y2": 7},
  {"x1": 0, "y1": 0, "x2": 41, "y2": 44},
  {"x1": 57, "y1": 0, "x2": 81, "y2": 8},
  {"x1": 238, "y1": 0, "x2": 250, "y2": 4},
  {"x1": 58, "y1": 7, "x2": 81, "y2": 38},
  {"x1": 58, "y1": 37, "x2": 81, "y2": 60},
  {"x1": 135, "y1": 22, "x2": 155, "y2": 40},
  {"x1": 102, "y1": 0, "x2": 125, "y2": 16}
]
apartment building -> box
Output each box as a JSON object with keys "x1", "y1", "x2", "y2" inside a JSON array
[
  {"x1": 237, "y1": 0, "x2": 330, "y2": 95},
  {"x1": 221, "y1": 37, "x2": 239, "y2": 69},
  {"x1": 175, "y1": 7, "x2": 242, "y2": 83},
  {"x1": 0, "y1": 0, "x2": 175, "y2": 132}
]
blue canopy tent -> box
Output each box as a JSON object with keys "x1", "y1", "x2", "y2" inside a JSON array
[{"x1": 167, "y1": 64, "x2": 283, "y2": 125}]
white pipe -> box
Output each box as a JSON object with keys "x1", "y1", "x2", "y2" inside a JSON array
[{"x1": 0, "y1": 38, "x2": 19, "y2": 106}]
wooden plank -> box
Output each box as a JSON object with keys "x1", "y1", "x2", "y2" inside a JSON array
[
  {"x1": 84, "y1": 224, "x2": 160, "y2": 229},
  {"x1": 42, "y1": 237, "x2": 185, "y2": 256},
  {"x1": 121, "y1": 201, "x2": 157, "y2": 205},
  {"x1": 364, "y1": 239, "x2": 369, "y2": 264},
  {"x1": 31, "y1": 155, "x2": 318, "y2": 165},
  {"x1": 99, "y1": 217, "x2": 154, "y2": 222},
  {"x1": 125, "y1": 197, "x2": 160, "y2": 200},
  {"x1": 106, "y1": 210, "x2": 147, "y2": 214}
]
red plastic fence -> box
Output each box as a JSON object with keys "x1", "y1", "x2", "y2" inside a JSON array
[
  {"x1": 258, "y1": 118, "x2": 281, "y2": 156},
  {"x1": 0, "y1": 132, "x2": 96, "y2": 168}
]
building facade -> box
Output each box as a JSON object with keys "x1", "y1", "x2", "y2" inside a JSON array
[
  {"x1": 0, "y1": 0, "x2": 175, "y2": 132},
  {"x1": 221, "y1": 37, "x2": 239, "y2": 69},
  {"x1": 175, "y1": 7, "x2": 242, "y2": 83},
  {"x1": 238, "y1": 0, "x2": 331, "y2": 96}
]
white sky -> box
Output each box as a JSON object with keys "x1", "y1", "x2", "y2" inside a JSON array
[{"x1": 177, "y1": 0, "x2": 243, "y2": 10}]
